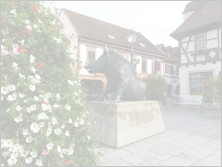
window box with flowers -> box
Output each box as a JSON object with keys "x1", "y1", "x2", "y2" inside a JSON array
[{"x1": 191, "y1": 50, "x2": 205, "y2": 56}]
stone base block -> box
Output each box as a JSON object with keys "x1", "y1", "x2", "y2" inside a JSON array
[{"x1": 89, "y1": 101, "x2": 165, "y2": 148}]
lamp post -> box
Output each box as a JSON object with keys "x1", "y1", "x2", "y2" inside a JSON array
[{"x1": 127, "y1": 29, "x2": 137, "y2": 65}]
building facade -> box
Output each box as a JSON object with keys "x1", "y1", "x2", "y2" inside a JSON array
[
  {"x1": 170, "y1": 1, "x2": 221, "y2": 100},
  {"x1": 58, "y1": 8, "x2": 165, "y2": 97},
  {"x1": 156, "y1": 44, "x2": 180, "y2": 97}
]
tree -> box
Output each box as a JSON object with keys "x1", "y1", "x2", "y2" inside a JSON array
[
  {"x1": 1, "y1": 1, "x2": 98, "y2": 166},
  {"x1": 209, "y1": 75, "x2": 222, "y2": 104},
  {"x1": 141, "y1": 74, "x2": 167, "y2": 101}
]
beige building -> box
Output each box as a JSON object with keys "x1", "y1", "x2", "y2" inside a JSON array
[{"x1": 58, "y1": 8, "x2": 165, "y2": 96}]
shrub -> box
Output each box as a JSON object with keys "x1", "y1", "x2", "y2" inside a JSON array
[
  {"x1": 142, "y1": 74, "x2": 167, "y2": 101},
  {"x1": 1, "y1": 1, "x2": 98, "y2": 166},
  {"x1": 208, "y1": 75, "x2": 222, "y2": 104}
]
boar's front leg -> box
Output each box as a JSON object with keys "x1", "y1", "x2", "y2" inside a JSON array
[
  {"x1": 112, "y1": 82, "x2": 127, "y2": 103},
  {"x1": 96, "y1": 82, "x2": 113, "y2": 101}
]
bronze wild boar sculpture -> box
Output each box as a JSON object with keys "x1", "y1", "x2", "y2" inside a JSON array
[{"x1": 85, "y1": 46, "x2": 146, "y2": 103}]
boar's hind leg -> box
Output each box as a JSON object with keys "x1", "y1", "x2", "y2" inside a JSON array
[{"x1": 96, "y1": 83, "x2": 113, "y2": 101}]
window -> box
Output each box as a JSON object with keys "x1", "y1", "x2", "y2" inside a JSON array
[
  {"x1": 195, "y1": 35, "x2": 204, "y2": 51},
  {"x1": 139, "y1": 43, "x2": 146, "y2": 47},
  {"x1": 107, "y1": 34, "x2": 115, "y2": 40},
  {"x1": 170, "y1": 65, "x2": 175, "y2": 75},
  {"x1": 190, "y1": 72, "x2": 213, "y2": 100},
  {"x1": 142, "y1": 59, "x2": 147, "y2": 72},
  {"x1": 165, "y1": 64, "x2": 170, "y2": 75},
  {"x1": 87, "y1": 51, "x2": 95, "y2": 63}
]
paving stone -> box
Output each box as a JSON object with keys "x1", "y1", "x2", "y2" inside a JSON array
[
  {"x1": 192, "y1": 155, "x2": 221, "y2": 166},
  {"x1": 159, "y1": 153, "x2": 199, "y2": 166},
  {"x1": 121, "y1": 150, "x2": 159, "y2": 165},
  {"x1": 146, "y1": 137, "x2": 174, "y2": 146},
  {"x1": 100, "y1": 159, "x2": 132, "y2": 166},
  {"x1": 179, "y1": 146, "x2": 194, "y2": 151},
  {"x1": 184, "y1": 146, "x2": 216, "y2": 159},
  {"x1": 212, "y1": 150, "x2": 221, "y2": 158},
  {"x1": 122, "y1": 141, "x2": 156, "y2": 153},
  {"x1": 201, "y1": 140, "x2": 221, "y2": 150},
  {"x1": 169, "y1": 137, "x2": 195, "y2": 146},
  {"x1": 168, "y1": 149, "x2": 184, "y2": 155},
  {"x1": 141, "y1": 158, "x2": 161, "y2": 166},
  {"x1": 99, "y1": 149, "x2": 131, "y2": 164},
  {"x1": 155, "y1": 154, "x2": 172, "y2": 161},
  {"x1": 147, "y1": 143, "x2": 180, "y2": 154}
]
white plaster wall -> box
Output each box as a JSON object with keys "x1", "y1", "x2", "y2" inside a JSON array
[
  {"x1": 147, "y1": 59, "x2": 152, "y2": 74},
  {"x1": 207, "y1": 39, "x2": 218, "y2": 49},
  {"x1": 136, "y1": 55, "x2": 142, "y2": 73},
  {"x1": 206, "y1": 29, "x2": 217, "y2": 39},
  {"x1": 219, "y1": 28, "x2": 221, "y2": 48},
  {"x1": 96, "y1": 48, "x2": 103, "y2": 59},
  {"x1": 181, "y1": 54, "x2": 188, "y2": 64},
  {"x1": 181, "y1": 36, "x2": 189, "y2": 43},
  {"x1": 187, "y1": 41, "x2": 194, "y2": 52},
  {"x1": 58, "y1": 10, "x2": 78, "y2": 59},
  {"x1": 179, "y1": 62, "x2": 221, "y2": 95}
]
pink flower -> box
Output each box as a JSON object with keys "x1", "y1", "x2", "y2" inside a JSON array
[
  {"x1": 42, "y1": 149, "x2": 49, "y2": 156},
  {"x1": 9, "y1": 50, "x2": 15, "y2": 56},
  {"x1": 93, "y1": 120, "x2": 97, "y2": 126},
  {"x1": 70, "y1": 144, "x2": 75, "y2": 149}
]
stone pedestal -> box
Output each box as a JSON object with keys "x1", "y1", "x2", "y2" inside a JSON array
[{"x1": 89, "y1": 101, "x2": 165, "y2": 148}]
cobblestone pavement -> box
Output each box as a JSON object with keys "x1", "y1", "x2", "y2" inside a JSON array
[{"x1": 94, "y1": 107, "x2": 221, "y2": 166}]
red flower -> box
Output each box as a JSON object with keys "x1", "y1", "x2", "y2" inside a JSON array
[
  {"x1": 64, "y1": 160, "x2": 72, "y2": 166},
  {"x1": 15, "y1": 32, "x2": 19, "y2": 37},
  {"x1": 48, "y1": 27, "x2": 52, "y2": 31},
  {"x1": 17, "y1": 46, "x2": 28, "y2": 53},
  {"x1": 30, "y1": 5, "x2": 39, "y2": 12},
  {"x1": 35, "y1": 62, "x2": 44, "y2": 69},
  {"x1": 9, "y1": 1, "x2": 14, "y2": 5}
]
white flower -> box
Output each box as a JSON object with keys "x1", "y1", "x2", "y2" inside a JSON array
[
  {"x1": 57, "y1": 146, "x2": 61, "y2": 153},
  {"x1": 35, "y1": 74, "x2": 41, "y2": 80},
  {"x1": 16, "y1": 105, "x2": 22, "y2": 111},
  {"x1": 31, "y1": 78, "x2": 40, "y2": 84},
  {"x1": 37, "y1": 29, "x2": 41, "y2": 33},
  {"x1": 30, "y1": 55, "x2": 36, "y2": 64},
  {"x1": 74, "y1": 122, "x2": 79, "y2": 127},
  {"x1": 1, "y1": 96, "x2": 4, "y2": 101},
  {"x1": 23, "y1": 129, "x2": 29, "y2": 136},
  {"x1": 30, "y1": 152, "x2": 37, "y2": 158},
  {"x1": 61, "y1": 124, "x2": 65, "y2": 128},
  {"x1": 1, "y1": 139, "x2": 13, "y2": 148},
  {"x1": 61, "y1": 149, "x2": 69, "y2": 155},
  {"x1": 38, "y1": 112, "x2": 48, "y2": 120},
  {"x1": 26, "y1": 25, "x2": 32, "y2": 31},
  {"x1": 30, "y1": 123, "x2": 40, "y2": 133},
  {"x1": 31, "y1": 67, "x2": 36, "y2": 73},
  {"x1": 46, "y1": 143, "x2": 53, "y2": 150},
  {"x1": 54, "y1": 128, "x2": 62, "y2": 135},
  {"x1": 39, "y1": 122, "x2": 45, "y2": 127},
  {"x1": 14, "y1": 116, "x2": 23, "y2": 123},
  {"x1": 87, "y1": 135, "x2": 90, "y2": 140},
  {"x1": 35, "y1": 159, "x2": 43, "y2": 166},
  {"x1": 24, "y1": 20, "x2": 30, "y2": 24},
  {"x1": 1, "y1": 87, "x2": 9, "y2": 94},
  {"x1": 68, "y1": 119, "x2": 73, "y2": 123},
  {"x1": 33, "y1": 24, "x2": 38, "y2": 29},
  {"x1": 65, "y1": 105, "x2": 71, "y2": 111},
  {"x1": 68, "y1": 148, "x2": 74, "y2": 155},
  {"x1": 26, "y1": 107, "x2": 32, "y2": 113},
  {"x1": 7, "y1": 94, "x2": 17, "y2": 101},
  {"x1": 7, "y1": 157, "x2": 17, "y2": 166},
  {"x1": 8, "y1": 85, "x2": 16, "y2": 91},
  {"x1": 53, "y1": 37, "x2": 61, "y2": 43},
  {"x1": 79, "y1": 118, "x2": 84, "y2": 125},
  {"x1": 51, "y1": 117, "x2": 58, "y2": 124},
  {"x1": 29, "y1": 85, "x2": 36, "y2": 91},
  {"x1": 20, "y1": 150, "x2": 29, "y2": 157},
  {"x1": 34, "y1": 96, "x2": 39, "y2": 101},
  {"x1": 18, "y1": 73, "x2": 26, "y2": 79},
  {"x1": 26, "y1": 136, "x2": 33, "y2": 143},
  {"x1": 46, "y1": 127, "x2": 52, "y2": 137},
  {"x1": 25, "y1": 157, "x2": 33, "y2": 164},
  {"x1": 18, "y1": 39, "x2": 25, "y2": 45},
  {"x1": 12, "y1": 44, "x2": 19, "y2": 54},
  {"x1": 30, "y1": 105, "x2": 37, "y2": 111},
  {"x1": 65, "y1": 131, "x2": 70, "y2": 136},
  {"x1": 45, "y1": 93, "x2": 51, "y2": 98},
  {"x1": 10, "y1": 9, "x2": 16, "y2": 15},
  {"x1": 12, "y1": 62, "x2": 18, "y2": 70},
  {"x1": 56, "y1": 93, "x2": 60, "y2": 100},
  {"x1": 53, "y1": 103, "x2": 59, "y2": 108},
  {"x1": 19, "y1": 93, "x2": 25, "y2": 98},
  {"x1": 68, "y1": 80, "x2": 74, "y2": 85}
]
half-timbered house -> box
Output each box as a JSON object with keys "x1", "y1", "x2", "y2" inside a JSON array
[{"x1": 170, "y1": 1, "x2": 221, "y2": 100}]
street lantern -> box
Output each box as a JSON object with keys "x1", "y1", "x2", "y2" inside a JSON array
[{"x1": 127, "y1": 29, "x2": 138, "y2": 66}]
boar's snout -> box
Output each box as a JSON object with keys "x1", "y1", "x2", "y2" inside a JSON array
[{"x1": 84, "y1": 63, "x2": 97, "y2": 74}]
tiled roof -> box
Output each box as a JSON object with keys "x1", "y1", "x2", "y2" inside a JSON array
[
  {"x1": 62, "y1": 8, "x2": 165, "y2": 56},
  {"x1": 171, "y1": 1, "x2": 221, "y2": 38}
]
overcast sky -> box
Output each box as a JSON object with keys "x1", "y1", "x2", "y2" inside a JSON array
[{"x1": 52, "y1": 1, "x2": 190, "y2": 47}]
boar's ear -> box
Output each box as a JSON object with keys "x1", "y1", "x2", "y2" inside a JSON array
[{"x1": 104, "y1": 45, "x2": 109, "y2": 54}]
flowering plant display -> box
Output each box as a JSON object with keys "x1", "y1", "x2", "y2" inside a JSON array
[{"x1": 1, "y1": 1, "x2": 98, "y2": 166}]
